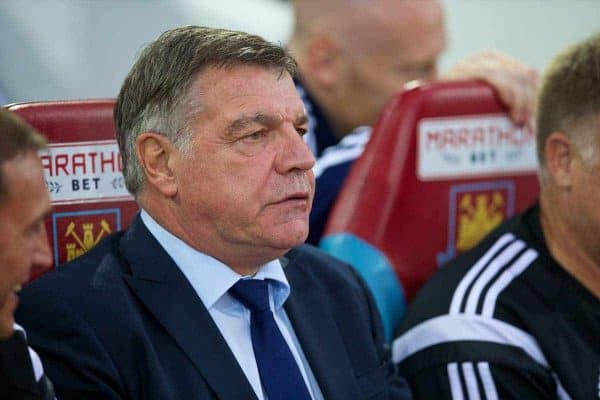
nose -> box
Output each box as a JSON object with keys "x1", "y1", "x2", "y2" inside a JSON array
[
  {"x1": 275, "y1": 127, "x2": 316, "y2": 174},
  {"x1": 31, "y1": 224, "x2": 53, "y2": 278}
]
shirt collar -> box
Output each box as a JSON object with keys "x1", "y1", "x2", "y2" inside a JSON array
[{"x1": 140, "y1": 210, "x2": 290, "y2": 311}]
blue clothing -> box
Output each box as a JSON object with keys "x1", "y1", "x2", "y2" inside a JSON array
[
  {"x1": 140, "y1": 210, "x2": 323, "y2": 400},
  {"x1": 296, "y1": 79, "x2": 372, "y2": 245},
  {"x1": 16, "y1": 214, "x2": 411, "y2": 400},
  {"x1": 228, "y1": 279, "x2": 313, "y2": 400}
]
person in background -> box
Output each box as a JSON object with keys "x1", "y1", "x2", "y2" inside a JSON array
[
  {"x1": 16, "y1": 26, "x2": 412, "y2": 400},
  {"x1": 392, "y1": 32, "x2": 600, "y2": 399},
  {"x1": 288, "y1": 0, "x2": 538, "y2": 244},
  {"x1": 0, "y1": 108, "x2": 54, "y2": 399}
]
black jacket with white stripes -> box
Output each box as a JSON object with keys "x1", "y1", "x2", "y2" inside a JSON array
[{"x1": 392, "y1": 205, "x2": 599, "y2": 400}]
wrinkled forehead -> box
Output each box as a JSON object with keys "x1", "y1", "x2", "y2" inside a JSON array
[
  {"x1": 188, "y1": 65, "x2": 306, "y2": 123},
  {"x1": 220, "y1": 97, "x2": 307, "y2": 128}
]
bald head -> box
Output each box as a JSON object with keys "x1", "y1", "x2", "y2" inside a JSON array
[
  {"x1": 293, "y1": 0, "x2": 442, "y2": 36},
  {"x1": 294, "y1": 0, "x2": 436, "y2": 47},
  {"x1": 289, "y1": 0, "x2": 446, "y2": 135}
]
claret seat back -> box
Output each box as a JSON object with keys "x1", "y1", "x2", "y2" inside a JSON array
[
  {"x1": 8, "y1": 100, "x2": 138, "y2": 279},
  {"x1": 320, "y1": 81, "x2": 540, "y2": 340}
]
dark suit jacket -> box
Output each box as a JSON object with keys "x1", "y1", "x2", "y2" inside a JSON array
[
  {"x1": 0, "y1": 331, "x2": 54, "y2": 400},
  {"x1": 16, "y1": 215, "x2": 410, "y2": 399}
]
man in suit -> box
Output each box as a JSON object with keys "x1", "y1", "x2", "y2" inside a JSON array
[
  {"x1": 16, "y1": 26, "x2": 411, "y2": 399},
  {"x1": 0, "y1": 108, "x2": 55, "y2": 399}
]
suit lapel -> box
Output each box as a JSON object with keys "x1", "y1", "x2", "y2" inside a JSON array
[
  {"x1": 0, "y1": 332, "x2": 40, "y2": 396},
  {"x1": 120, "y1": 216, "x2": 257, "y2": 400},
  {"x1": 282, "y1": 251, "x2": 360, "y2": 400}
]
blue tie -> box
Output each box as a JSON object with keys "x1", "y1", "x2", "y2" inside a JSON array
[{"x1": 229, "y1": 279, "x2": 312, "y2": 400}]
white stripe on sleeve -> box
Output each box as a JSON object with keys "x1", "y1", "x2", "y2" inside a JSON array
[
  {"x1": 477, "y1": 362, "x2": 498, "y2": 400},
  {"x1": 462, "y1": 362, "x2": 482, "y2": 400},
  {"x1": 313, "y1": 146, "x2": 364, "y2": 178},
  {"x1": 448, "y1": 362, "x2": 465, "y2": 400},
  {"x1": 392, "y1": 314, "x2": 548, "y2": 367},
  {"x1": 312, "y1": 127, "x2": 371, "y2": 178},
  {"x1": 464, "y1": 240, "x2": 525, "y2": 314},
  {"x1": 449, "y1": 234, "x2": 515, "y2": 314},
  {"x1": 481, "y1": 249, "x2": 538, "y2": 317}
]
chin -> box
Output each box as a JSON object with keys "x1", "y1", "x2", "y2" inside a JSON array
[
  {"x1": 0, "y1": 295, "x2": 17, "y2": 339},
  {"x1": 0, "y1": 317, "x2": 14, "y2": 340},
  {"x1": 268, "y1": 229, "x2": 309, "y2": 250}
]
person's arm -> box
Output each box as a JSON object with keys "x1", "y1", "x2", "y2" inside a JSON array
[
  {"x1": 443, "y1": 50, "x2": 538, "y2": 126},
  {"x1": 395, "y1": 338, "x2": 561, "y2": 399}
]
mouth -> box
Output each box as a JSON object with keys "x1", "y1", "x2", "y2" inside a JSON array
[
  {"x1": 1, "y1": 285, "x2": 22, "y2": 311},
  {"x1": 271, "y1": 192, "x2": 310, "y2": 205}
]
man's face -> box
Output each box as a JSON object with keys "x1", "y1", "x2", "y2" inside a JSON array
[
  {"x1": 172, "y1": 65, "x2": 315, "y2": 270},
  {"x1": 336, "y1": 0, "x2": 446, "y2": 130},
  {"x1": 567, "y1": 122, "x2": 600, "y2": 246},
  {"x1": 0, "y1": 150, "x2": 51, "y2": 339}
]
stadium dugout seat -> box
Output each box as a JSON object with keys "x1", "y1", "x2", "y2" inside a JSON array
[
  {"x1": 320, "y1": 80, "x2": 540, "y2": 341},
  {"x1": 7, "y1": 100, "x2": 138, "y2": 279}
]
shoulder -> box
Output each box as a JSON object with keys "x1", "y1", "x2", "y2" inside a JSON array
[
  {"x1": 313, "y1": 126, "x2": 371, "y2": 180},
  {"x1": 402, "y1": 213, "x2": 540, "y2": 326},
  {"x1": 283, "y1": 244, "x2": 382, "y2": 340},
  {"x1": 16, "y1": 229, "x2": 141, "y2": 382},
  {"x1": 16, "y1": 229, "x2": 129, "y2": 335},
  {"x1": 393, "y1": 212, "x2": 550, "y2": 371},
  {"x1": 23, "y1": 230, "x2": 125, "y2": 297},
  {"x1": 284, "y1": 245, "x2": 392, "y2": 360}
]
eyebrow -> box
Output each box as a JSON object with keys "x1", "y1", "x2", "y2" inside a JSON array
[
  {"x1": 227, "y1": 113, "x2": 308, "y2": 137},
  {"x1": 27, "y1": 205, "x2": 52, "y2": 232},
  {"x1": 295, "y1": 114, "x2": 309, "y2": 126}
]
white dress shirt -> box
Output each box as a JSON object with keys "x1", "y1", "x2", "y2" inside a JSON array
[
  {"x1": 13, "y1": 323, "x2": 44, "y2": 381},
  {"x1": 140, "y1": 210, "x2": 324, "y2": 400},
  {"x1": 13, "y1": 323, "x2": 57, "y2": 400}
]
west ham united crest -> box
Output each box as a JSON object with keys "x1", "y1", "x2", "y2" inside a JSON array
[
  {"x1": 52, "y1": 209, "x2": 121, "y2": 266},
  {"x1": 437, "y1": 181, "x2": 515, "y2": 266}
]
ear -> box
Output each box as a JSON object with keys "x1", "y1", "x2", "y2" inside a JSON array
[
  {"x1": 304, "y1": 35, "x2": 344, "y2": 88},
  {"x1": 544, "y1": 131, "x2": 576, "y2": 188},
  {"x1": 135, "y1": 132, "x2": 178, "y2": 197}
]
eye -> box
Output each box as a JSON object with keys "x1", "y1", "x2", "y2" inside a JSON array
[
  {"x1": 25, "y1": 219, "x2": 44, "y2": 238},
  {"x1": 296, "y1": 127, "x2": 308, "y2": 137},
  {"x1": 241, "y1": 131, "x2": 267, "y2": 142}
]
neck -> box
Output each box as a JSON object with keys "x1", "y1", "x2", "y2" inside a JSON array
[
  {"x1": 539, "y1": 196, "x2": 600, "y2": 299},
  {"x1": 140, "y1": 196, "x2": 284, "y2": 277}
]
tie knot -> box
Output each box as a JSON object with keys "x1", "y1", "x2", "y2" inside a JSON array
[{"x1": 229, "y1": 279, "x2": 270, "y2": 313}]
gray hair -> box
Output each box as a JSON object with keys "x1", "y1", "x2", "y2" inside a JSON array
[{"x1": 114, "y1": 25, "x2": 297, "y2": 196}]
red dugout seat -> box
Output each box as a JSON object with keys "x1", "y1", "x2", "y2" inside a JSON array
[
  {"x1": 7, "y1": 100, "x2": 138, "y2": 279},
  {"x1": 320, "y1": 81, "x2": 540, "y2": 340}
]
